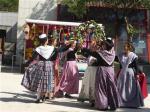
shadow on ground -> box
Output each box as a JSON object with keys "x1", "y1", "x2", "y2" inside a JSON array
[
  {"x1": 0, "y1": 91, "x2": 150, "y2": 112},
  {"x1": 1, "y1": 66, "x2": 20, "y2": 73},
  {"x1": 47, "y1": 100, "x2": 97, "y2": 111},
  {"x1": 0, "y1": 91, "x2": 36, "y2": 103},
  {"x1": 47, "y1": 100, "x2": 150, "y2": 112}
]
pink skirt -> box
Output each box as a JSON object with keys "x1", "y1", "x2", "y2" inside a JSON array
[{"x1": 56, "y1": 61, "x2": 79, "y2": 94}]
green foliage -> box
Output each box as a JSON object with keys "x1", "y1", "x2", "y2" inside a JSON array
[
  {"x1": 127, "y1": 24, "x2": 139, "y2": 37},
  {"x1": 0, "y1": 0, "x2": 19, "y2": 12},
  {"x1": 62, "y1": 0, "x2": 150, "y2": 39},
  {"x1": 75, "y1": 20, "x2": 105, "y2": 42},
  {"x1": 62, "y1": 0, "x2": 87, "y2": 18},
  {"x1": 62, "y1": 0, "x2": 150, "y2": 18},
  {"x1": 98, "y1": 0, "x2": 150, "y2": 9}
]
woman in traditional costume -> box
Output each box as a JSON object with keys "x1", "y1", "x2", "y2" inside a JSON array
[
  {"x1": 116, "y1": 42, "x2": 144, "y2": 108},
  {"x1": 81, "y1": 38, "x2": 120, "y2": 111},
  {"x1": 78, "y1": 39, "x2": 98, "y2": 106},
  {"x1": 49, "y1": 37, "x2": 70, "y2": 98},
  {"x1": 21, "y1": 34, "x2": 57, "y2": 103},
  {"x1": 56, "y1": 39, "x2": 79, "y2": 98}
]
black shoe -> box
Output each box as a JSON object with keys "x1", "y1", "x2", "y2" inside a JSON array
[
  {"x1": 41, "y1": 96, "x2": 46, "y2": 102},
  {"x1": 98, "y1": 108, "x2": 108, "y2": 111},
  {"x1": 109, "y1": 108, "x2": 116, "y2": 111},
  {"x1": 77, "y1": 98, "x2": 84, "y2": 102},
  {"x1": 35, "y1": 96, "x2": 45, "y2": 103},
  {"x1": 90, "y1": 102, "x2": 95, "y2": 107},
  {"x1": 35, "y1": 99, "x2": 40, "y2": 103},
  {"x1": 64, "y1": 93, "x2": 73, "y2": 98},
  {"x1": 51, "y1": 97, "x2": 55, "y2": 99},
  {"x1": 45, "y1": 97, "x2": 49, "y2": 100}
]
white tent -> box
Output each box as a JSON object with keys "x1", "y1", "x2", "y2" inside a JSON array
[{"x1": 25, "y1": 19, "x2": 103, "y2": 27}]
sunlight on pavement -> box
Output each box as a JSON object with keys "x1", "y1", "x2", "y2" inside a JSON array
[{"x1": 0, "y1": 73, "x2": 150, "y2": 112}]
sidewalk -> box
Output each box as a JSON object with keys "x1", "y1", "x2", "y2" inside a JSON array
[{"x1": 0, "y1": 72, "x2": 150, "y2": 112}]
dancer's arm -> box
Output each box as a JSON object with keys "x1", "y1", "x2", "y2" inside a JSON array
[
  {"x1": 57, "y1": 44, "x2": 71, "y2": 52},
  {"x1": 81, "y1": 48, "x2": 100, "y2": 59},
  {"x1": 25, "y1": 51, "x2": 38, "y2": 66}
]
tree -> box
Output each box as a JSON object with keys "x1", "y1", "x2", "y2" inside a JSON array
[
  {"x1": 0, "y1": 0, "x2": 19, "y2": 12},
  {"x1": 62, "y1": 0, "x2": 150, "y2": 41},
  {"x1": 62, "y1": 0, "x2": 150, "y2": 18}
]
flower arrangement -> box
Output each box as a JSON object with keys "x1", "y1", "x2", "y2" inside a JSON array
[{"x1": 75, "y1": 20, "x2": 106, "y2": 43}]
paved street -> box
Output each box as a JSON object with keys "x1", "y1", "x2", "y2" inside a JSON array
[{"x1": 0, "y1": 72, "x2": 150, "y2": 112}]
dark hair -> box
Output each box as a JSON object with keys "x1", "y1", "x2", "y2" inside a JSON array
[
  {"x1": 48, "y1": 30, "x2": 53, "y2": 39},
  {"x1": 39, "y1": 37, "x2": 48, "y2": 45},
  {"x1": 104, "y1": 38, "x2": 114, "y2": 51}
]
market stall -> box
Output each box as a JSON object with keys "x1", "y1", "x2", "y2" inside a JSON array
[{"x1": 23, "y1": 19, "x2": 103, "y2": 73}]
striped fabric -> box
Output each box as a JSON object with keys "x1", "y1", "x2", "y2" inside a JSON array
[{"x1": 21, "y1": 61, "x2": 54, "y2": 93}]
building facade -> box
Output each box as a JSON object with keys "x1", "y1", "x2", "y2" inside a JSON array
[
  {"x1": 0, "y1": 12, "x2": 18, "y2": 65},
  {"x1": 16, "y1": 0, "x2": 150, "y2": 79},
  {"x1": 16, "y1": 0, "x2": 58, "y2": 66}
]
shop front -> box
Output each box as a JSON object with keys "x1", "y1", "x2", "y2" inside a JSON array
[{"x1": 22, "y1": 19, "x2": 96, "y2": 73}]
